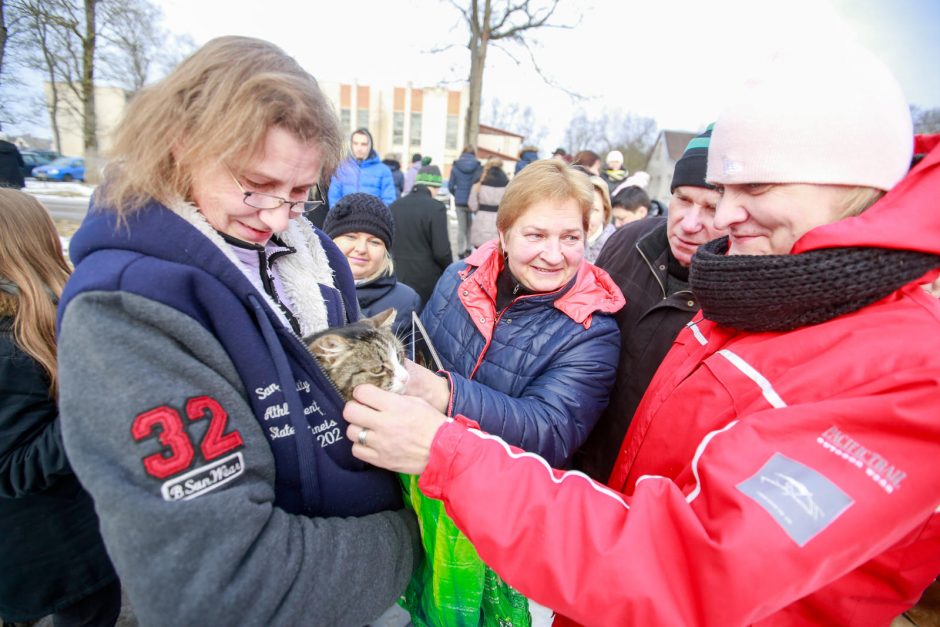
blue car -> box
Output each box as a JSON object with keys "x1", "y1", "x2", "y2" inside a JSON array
[{"x1": 34, "y1": 156, "x2": 85, "y2": 182}]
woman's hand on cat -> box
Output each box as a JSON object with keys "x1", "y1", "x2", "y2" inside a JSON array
[
  {"x1": 344, "y1": 383, "x2": 447, "y2": 475},
  {"x1": 403, "y1": 360, "x2": 450, "y2": 413}
]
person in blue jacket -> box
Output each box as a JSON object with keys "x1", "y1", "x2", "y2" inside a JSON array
[
  {"x1": 328, "y1": 128, "x2": 397, "y2": 207},
  {"x1": 324, "y1": 192, "x2": 421, "y2": 337},
  {"x1": 515, "y1": 145, "x2": 539, "y2": 174},
  {"x1": 396, "y1": 158, "x2": 625, "y2": 625},
  {"x1": 54, "y1": 37, "x2": 417, "y2": 626}
]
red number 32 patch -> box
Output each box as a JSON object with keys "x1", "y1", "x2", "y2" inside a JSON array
[{"x1": 131, "y1": 396, "x2": 244, "y2": 479}]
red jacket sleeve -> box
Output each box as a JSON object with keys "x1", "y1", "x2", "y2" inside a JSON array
[{"x1": 419, "y1": 379, "x2": 940, "y2": 625}]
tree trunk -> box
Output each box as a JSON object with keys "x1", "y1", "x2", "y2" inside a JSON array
[
  {"x1": 81, "y1": 0, "x2": 96, "y2": 153},
  {"x1": 464, "y1": 38, "x2": 487, "y2": 148}
]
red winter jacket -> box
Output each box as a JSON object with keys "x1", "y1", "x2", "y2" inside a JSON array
[{"x1": 418, "y1": 137, "x2": 940, "y2": 626}]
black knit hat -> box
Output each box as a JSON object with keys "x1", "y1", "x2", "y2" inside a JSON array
[
  {"x1": 670, "y1": 123, "x2": 716, "y2": 192},
  {"x1": 323, "y1": 193, "x2": 394, "y2": 248}
]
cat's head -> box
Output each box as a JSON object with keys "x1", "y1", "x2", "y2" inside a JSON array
[{"x1": 306, "y1": 308, "x2": 409, "y2": 401}]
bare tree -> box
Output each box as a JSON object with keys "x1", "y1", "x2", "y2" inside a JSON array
[
  {"x1": 911, "y1": 105, "x2": 940, "y2": 134},
  {"x1": 482, "y1": 95, "x2": 547, "y2": 147},
  {"x1": 449, "y1": 0, "x2": 575, "y2": 147},
  {"x1": 98, "y1": 0, "x2": 162, "y2": 92},
  {"x1": 563, "y1": 108, "x2": 657, "y2": 172}
]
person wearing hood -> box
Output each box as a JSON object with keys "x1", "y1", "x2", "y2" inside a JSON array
[
  {"x1": 467, "y1": 156, "x2": 509, "y2": 248},
  {"x1": 0, "y1": 140, "x2": 25, "y2": 189},
  {"x1": 448, "y1": 145, "x2": 483, "y2": 258},
  {"x1": 391, "y1": 158, "x2": 624, "y2": 626},
  {"x1": 54, "y1": 37, "x2": 417, "y2": 626},
  {"x1": 515, "y1": 145, "x2": 539, "y2": 174},
  {"x1": 382, "y1": 153, "x2": 404, "y2": 199},
  {"x1": 328, "y1": 127, "x2": 397, "y2": 206},
  {"x1": 344, "y1": 40, "x2": 940, "y2": 626}
]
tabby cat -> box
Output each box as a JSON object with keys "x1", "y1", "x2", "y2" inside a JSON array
[{"x1": 306, "y1": 308, "x2": 409, "y2": 402}]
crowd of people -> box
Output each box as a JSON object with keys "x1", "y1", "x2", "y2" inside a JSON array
[{"x1": 1, "y1": 31, "x2": 938, "y2": 627}]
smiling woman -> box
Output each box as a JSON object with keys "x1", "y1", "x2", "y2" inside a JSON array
[
  {"x1": 55, "y1": 36, "x2": 418, "y2": 626},
  {"x1": 393, "y1": 159, "x2": 625, "y2": 625}
]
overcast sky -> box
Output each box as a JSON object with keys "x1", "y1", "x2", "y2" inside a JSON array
[{"x1": 14, "y1": 0, "x2": 940, "y2": 153}]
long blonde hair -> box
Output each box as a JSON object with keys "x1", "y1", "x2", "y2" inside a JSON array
[
  {"x1": 99, "y1": 36, "x2": 343, "y2": 216},
  {"x1": 0, "y1": 190, "x2": 72, "y2": 396}
]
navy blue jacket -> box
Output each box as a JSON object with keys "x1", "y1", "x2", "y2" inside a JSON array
[
  {"x1": 514, "y1": 150, "x2": 539, "y2": 174},
  {"x1": 448, "y1": 152, "x2": 482, "y2": 206},
  {"x1": 419, "y1": 242, "x2": 624, "y2": 467},
  {"x1": 357, "y1": 272, "x2": 422, "y2": 338},
  {"x1": 60, "y1": 204, "x2": 402, "y2": 517}
]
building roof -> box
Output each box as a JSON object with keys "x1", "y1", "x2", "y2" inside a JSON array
[
  {"x1": 479, "y1": 124, "x2": 525, "y2": 140},
  {"x1": 660, "y1": 130, "x2": 698, "y2": 161},
  {"x1": 477, "y1": 146, "x2": 519, "y2": 163}
]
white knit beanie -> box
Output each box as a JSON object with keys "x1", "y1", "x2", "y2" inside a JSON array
[{"x1": 707, "y1": 42, "x2": 913, "y2": 192}]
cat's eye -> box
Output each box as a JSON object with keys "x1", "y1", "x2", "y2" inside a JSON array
[{"x1": 369, "y1": 365, "x2": 385, "y2": 375}]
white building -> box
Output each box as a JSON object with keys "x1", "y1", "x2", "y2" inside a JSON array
[
  {"x1": 318, "y1": 81, "x2": 471, "y2": 177},
  {"x1": 44, "y1": 83, "x2": 129, "y2": 157},
  {"x1": 646, "y1": 129, "x2": 697, "y2": 204}
]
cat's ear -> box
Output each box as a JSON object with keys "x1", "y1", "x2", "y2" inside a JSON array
[
  {"x1": 365, "y1": 308, "x2": 396, "y2": 330},
  {"x1": 307, "y1": 334, "x2": 349, "y2": 363}
]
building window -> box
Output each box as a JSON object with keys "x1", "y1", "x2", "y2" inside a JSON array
[
  {"x1": 393, "y1": 112, "x2": 404, "y2": 145},
  {"x1": 446, "y1": 114, "x2": 458, "y2": 150},
  {"x1": 410, "y1": 112, "x2": 422, "y2": 145},
  {"x1": 356, "y1": 109, "x2": 369, "y2": 130},
  {"x1": 340, "y1": 108, "x2": 351, "y2": 132}
]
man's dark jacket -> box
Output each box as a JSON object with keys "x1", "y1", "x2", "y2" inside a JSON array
[
  {"x1": 572, "y1": 217, "x2": 700, "y2": 481},
  {"x1": 389, "y1": 187, "x2": 453, "y2": 305}
]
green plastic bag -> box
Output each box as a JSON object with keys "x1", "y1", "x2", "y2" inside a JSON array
[{"x1": 400, "y1": 473, "x2": 532, "y2": 627}]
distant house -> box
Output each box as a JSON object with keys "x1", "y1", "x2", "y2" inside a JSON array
[
  {"x1": 477, "y1": 124, "x2": 524, "y2": 173},
  {"x1": 646, "y1": 129, "x2": 697, "y2": 204}
]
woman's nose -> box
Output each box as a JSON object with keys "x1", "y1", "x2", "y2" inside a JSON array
[
  {"x1": 713, "y1": 195, "x2": 747, "y2": 231},
  {"x1": 259, "y1": 205, "x2": 292, "y2": 233}
]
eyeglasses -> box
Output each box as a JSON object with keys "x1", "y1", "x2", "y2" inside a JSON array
[{"x1": 228, "y1": 168, "x2": 325, "y2": 216}]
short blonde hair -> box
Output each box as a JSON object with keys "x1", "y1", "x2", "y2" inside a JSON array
[
  {"x1": 99, "y1": 36, "x2": 343, "y2": 216},
  {"x1": 496, "y1": 160, "x2": 594, "y2": 233},
  {"x1": 588, "y1": 175, "x2": 612, "y2": 224}
]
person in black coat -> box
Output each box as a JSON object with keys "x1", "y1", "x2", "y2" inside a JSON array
[
  {"x1": 0, "y1": 189, "x2": 120, "y2": 625},
  {"x1": 0, "y1": 141, "x2": 25, "y2": 189},
  {"x1": 324, "y1": 192, "x2": 421, "y2": 337},
  {"x1": 388, "y1": 166, "x2": 453, "y2": 305},
  {"x1": 382, "y1": 154, "x2": 405, "y2": 199},
  {"x1": 572, "y1": 126, "x2": 726, "y2": 482}
]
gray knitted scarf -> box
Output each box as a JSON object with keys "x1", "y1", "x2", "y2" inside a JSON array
[{"x1": 689, "y1": 237, "x2": 940, "y2": 332}]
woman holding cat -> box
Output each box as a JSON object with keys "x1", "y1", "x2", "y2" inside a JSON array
[
  {"x1": 346, "y1": 42, "x2": 940, "y2": 626},
  {"x1": 55, "y1": 37, "x2": 418, "y2": 626},
  {"x1": 324, "y1": 192, "x2": 421, "y2": 337},
  {"x1": 396, "y1": 159, "x2": 625, "y2": 625},
  {"x1": 0, "y1": 190, "x2": 121, "y2": 626}
]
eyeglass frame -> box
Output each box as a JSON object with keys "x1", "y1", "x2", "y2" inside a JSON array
[{"x1": 227, "y1": 167, "x2": 325, "y2": 216}]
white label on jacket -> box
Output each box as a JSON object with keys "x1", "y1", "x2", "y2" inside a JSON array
[
  {"x1": 738, "y1": 453, "x2": 853, "y2": 547},
  {"x1": 161, "y1": 452, "x2": 245, "y2": 502},
  {"x1": 816, "y1": 426, "x2": 906, "y2": 494}
]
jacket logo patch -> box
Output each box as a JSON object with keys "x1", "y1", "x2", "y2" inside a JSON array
[
  {"x1": 161, "y1": 452, "x2": 245, "y2": 501},
  {"x1": 132, "y1": 396, "x2": 244, "y2": 482},
  {"x1": 816, "y1": 426, "x2": 906, "y2": 494},
  {"x1": 738, "y1": 453, "x2": 853, "y2": 547}
]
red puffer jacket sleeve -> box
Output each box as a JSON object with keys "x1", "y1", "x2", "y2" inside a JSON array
[{"x1": 419, "y1": 384, "x2": 940, "y2": 626}]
